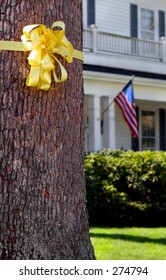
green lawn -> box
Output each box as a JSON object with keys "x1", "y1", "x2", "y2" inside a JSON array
[{"x1": 90, "y1": 227, "x2": 166, "y2": 260}]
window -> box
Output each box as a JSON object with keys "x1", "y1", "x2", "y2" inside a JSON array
[
  {"x1": 87, "y1": 0, "x2": 95, "y2": 26},
  {"x1": 141, "y1": 8, "x2": 155, "y2": 40},
  {"x1": 131, "y1": 6, "x2": 165, "y2": 41},
  {"x1": 141, "y1": 111, "x2": 155, "y2": 150}
]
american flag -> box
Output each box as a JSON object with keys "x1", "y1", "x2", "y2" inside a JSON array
[{"x1": 115, "y1": 80, "x2": 139, "y2": 139}]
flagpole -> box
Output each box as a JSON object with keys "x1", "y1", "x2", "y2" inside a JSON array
[
  {"x1": 100, "y1": 75, "x2": 135, "y2": 119},
  {"x1": 100, "y1": 99, "x2": 114, "y2": 120}
]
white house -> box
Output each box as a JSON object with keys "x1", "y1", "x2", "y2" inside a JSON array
[{"x1": 83, "y1": 0, "x2": 166, "y2": 152}]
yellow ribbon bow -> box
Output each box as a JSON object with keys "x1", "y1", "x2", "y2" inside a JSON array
[{"x1": 0, "y1": 21, "x2": 83, "y2": 90}]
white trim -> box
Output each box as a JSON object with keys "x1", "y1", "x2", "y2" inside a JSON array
[
  {"x1": 84, "y1": 70, "x2": 166, "y2": 88},
  {"x1": 138, "y1": 104, "x2": 159, "y2": 150},
  {"x1": 84, "y1": 51, "x2": 166, "y2": 75}
]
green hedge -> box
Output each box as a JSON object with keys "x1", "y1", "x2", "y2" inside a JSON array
[{"x1": 84, "y1": 149, "x2": 166, "y2": 227}]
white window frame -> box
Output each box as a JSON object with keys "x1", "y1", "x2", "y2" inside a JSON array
[
  {"x1": 140, "y1": 8, "x2": 155, "y2": 40},
  {"x1": 138, "y1": 6, "x2": 158, "y2": 41},
  {"x1": 139, "y1": 105, "x2": 159, "y2": 151}
]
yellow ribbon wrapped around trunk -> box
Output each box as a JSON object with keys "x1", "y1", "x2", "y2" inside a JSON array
[{"x1": 0, "y1": 21, "x2": 83, "y2": 90}]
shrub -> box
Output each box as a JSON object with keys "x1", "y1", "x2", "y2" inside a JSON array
[{"x1": 84, "y1": 149, "x2": 166, "y2": 227}]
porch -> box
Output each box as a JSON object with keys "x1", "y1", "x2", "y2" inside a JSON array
[
  {"x1": 83, "y1": 82, "x2": 166, "y2": 153},
  {"x1": 83, "y1": 27, "x2": 166, "y2": 62}
]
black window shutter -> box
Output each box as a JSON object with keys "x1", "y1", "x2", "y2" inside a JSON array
[
  {"x1": 159, "y1": 109, "x2": 166, "y2": 150},
  {"x1": 130, "y1": 4, "x2": 138, "y2": 38},
  {"x1": 159, "y1": 10, "x2": 165, "y2": 38},
  {"x1": 132, "y1": 106, "x2": 139, "y2": 151},
  {"x1": 87, "y1": 0, "x2": 95, "y2": 26}
]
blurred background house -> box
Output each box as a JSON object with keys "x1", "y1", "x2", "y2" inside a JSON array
[{"x1": 83, "y1": 0, "x2": 166, "y2": 152}]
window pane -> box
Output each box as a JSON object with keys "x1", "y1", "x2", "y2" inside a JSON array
[
  {"x1": 142, "y1": 138, "x2": 155, "y2": 150},
  {"x1": 141, "y1": 8, "x2": 154, "y2": 40},
  {"x1": 141, "y1": 111, "x2": 155, "y2": 150},
  {"x1": 141, "y1": 31, "x2": 154, "y2": 40},
  {"x1": 141, "y1": 9, "x2": 154, "y2": 31},
  {"x1": 142, "y1": 111, "x2": 155, "y2": 136}
]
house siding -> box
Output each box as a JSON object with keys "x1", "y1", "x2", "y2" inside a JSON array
[
  {"x1": 84, "y1": 0, "x2": 166, "y2": 37},
  {"x1": 96, "y1": 0, "x2": 129, "y2": 35},
  {"x1": 83, "y1": 0, "x2": 166, "y2": 152}
]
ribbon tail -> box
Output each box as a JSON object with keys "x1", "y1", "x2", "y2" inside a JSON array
[
  {"x1": 38, "y1": 70, "x2": 51, "y2": 91},
  {"x1": 52, "y1": 56, "x2": 68, "y2": 83},
  {"x1": 73, "y1": 49, "x2": 84, "y2": 61},
  {"x1": 0, "y1": 41, "x2": 24, "y2": 51},
  {"x1": 26, "y1": 65, "x2": 41, "y2": 87}
]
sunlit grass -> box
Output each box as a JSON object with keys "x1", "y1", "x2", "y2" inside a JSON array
[{"x1": 90, "y1": 227, "x2": 166, "y2": 260}]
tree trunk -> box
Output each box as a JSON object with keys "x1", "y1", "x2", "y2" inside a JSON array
[{"x1": 0, "y1": 0, "x2": 95, "y2": 260}]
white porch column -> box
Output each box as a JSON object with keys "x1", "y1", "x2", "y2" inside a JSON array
[
  {"x1": 102, "y1": 97, "x2": 116, "y2": 149},
  {"x1": 88, "y1": 95, "x2": 101, "y2": 152}
]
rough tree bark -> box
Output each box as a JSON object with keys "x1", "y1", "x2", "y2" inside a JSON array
[{"x1": 0, "y1": 0, "x2": 95, "y2": 259}]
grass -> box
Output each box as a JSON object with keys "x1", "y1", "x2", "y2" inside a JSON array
[{"x1": 90, "y1": 227, "x2": 166, "y2": 260}]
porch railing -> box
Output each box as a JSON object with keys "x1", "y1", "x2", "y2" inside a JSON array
[{"x1": 83, "y1": 28, "x2": 164, "y2": 61}]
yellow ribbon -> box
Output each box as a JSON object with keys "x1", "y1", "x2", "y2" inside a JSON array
[{"x1": 0, "y1": 21, "x2": 83, "y2": 90}]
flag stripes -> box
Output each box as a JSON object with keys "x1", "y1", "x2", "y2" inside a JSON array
[{"x1": 115, "y1": 80, "x2": 139, "y2": 139}]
